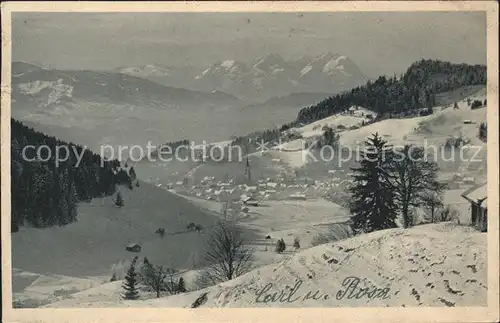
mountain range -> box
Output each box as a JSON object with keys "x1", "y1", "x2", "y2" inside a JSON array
[
  {"x1": 12, "y1": 62, "x2": 240, "y2": 110},
  {"x1": 117, "y1": 53, "x2": 368, "y2": 102},
  {"x1": 10, "y1": 61, "x2": 337, "y2": 153}
]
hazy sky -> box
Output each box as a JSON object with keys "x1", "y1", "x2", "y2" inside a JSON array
[{"x1": 12, "y1": 11, "x2": 486, "y2": 77}]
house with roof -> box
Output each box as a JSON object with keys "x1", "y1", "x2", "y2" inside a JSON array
[
  {"x1": 241, "y1": 194, "x2": 259, "y2": 206},
  {"x1": 462, "y1": 183, "x2": 487, "y2": 232},
  {"x1": 245, "y1": 185, "x2": 257, "y2": 193},
  {"x1": 125, "y1": 243, "x2": 141, "y2": 253},
  {"x1": 267, "y1": 182, "x2": 278, "y2": 189}
]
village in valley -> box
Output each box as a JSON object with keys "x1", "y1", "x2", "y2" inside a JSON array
[{"x1": 141, "y1": 94, "x2": 488, "y2": 234}]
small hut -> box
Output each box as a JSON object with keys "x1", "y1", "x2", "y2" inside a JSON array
[
  {"x1": 462, "y1": 184, "x2": 487, "y2": 232},
  {"x1": 125, "y1": 243, "x2": 142, "y2": 253}
]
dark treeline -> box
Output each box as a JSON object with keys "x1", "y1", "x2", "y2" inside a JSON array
[
  {"x1": 11, "y1": 119, "x2": 127, "y2": 232},
  {"x1": 296, "y1": 59, "x2": 486, "y2": 124},
  {"x1": 230, "y1": 128, "x2": 281, "y2": 156},
  {"x1": 230, "y1": 60, "x2": 486, "y2": 154},
  {"x1": 149, "y1": 139, "x2": 191, "y2": 159}
]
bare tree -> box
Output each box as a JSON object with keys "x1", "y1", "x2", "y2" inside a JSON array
[
  {"x1": 421, "y1": 181, "x2": 446, "y2": 223},
  {"x1": 437, "y1": 205, "x2": 459, "y2": 222},
  {"x1": 391, "y1": 145, "x2": 440, "y2": 228},
  {"x1": 155, "y1": 227, "x2": 166, "y2": 238},
  {"x1": 200, "y1": 222, "x2": 253, "y2": 285},
  {"x1": 194, "y1": 224, "x2": 203, "y2": 233},
  {"x1": 141, "y1": 262, "x2": 168, "y2": 298},
  {"x1": 163, "y1": 268, "x2": 180, "y2": 294}
]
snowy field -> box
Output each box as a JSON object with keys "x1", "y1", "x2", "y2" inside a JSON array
[
  {"x1": 12, "y1": 189, "x2": 352, "y2": 307},
  {"x1": 168, "y1": 194, "x2": 352, "y2": 268},
  {"x1": 11, "y1": 181, "x2": 228, "y2": 306},
  {"x1": 293, "y1": 108, "x2": 375, "y2": 139},
  {"x1": 45, "y1": 223, "x2": 487, "y2": 308}
]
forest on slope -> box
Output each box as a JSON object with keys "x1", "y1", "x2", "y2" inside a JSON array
[
  {"x1": 11, "y1": 119, "x2": 131, "y2": 232},
  {"x1": 295, "y1": 59, "x2": 486, "y2": 124}
]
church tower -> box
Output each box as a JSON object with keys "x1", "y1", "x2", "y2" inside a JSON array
[{"x1": 244, "y1": 157, "x2": 252, "y2": 183}]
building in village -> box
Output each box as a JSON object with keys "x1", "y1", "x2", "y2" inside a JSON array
[
  {"x1": 241, "y1": 194, "x2": 259, "y2": 206},
  {"x1": 462, "y1": 183, "x2": 487, "y2": 232}
]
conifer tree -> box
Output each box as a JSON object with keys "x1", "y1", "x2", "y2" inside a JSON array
[
  {"x1": 129, "y1": 167, "x2": 137, "y2": 182},
  {"x1": 322, "y1": 126, "x2": 340, "y2": 148},
  {"x1": 122, "y1": 257, "x2": 140, "y2": 300},
  {"x1": 349, "y1": 133, "x2": 398, "y2": 234},
  {"x1": 177, "y1": 277, "x2": 187, "y2": 293},
  {"x1": 293, "y1": 237, "x2": 300, "y2": 250},
  {"x1": 478, "y1": 122, "x2": 487, "y2": 142},
  {"x1": 275, "y1": 240, "x2": 281, "y2": 253},
  {"x1": 275, "y1": 238, "x2": 286, "y2": 253}
]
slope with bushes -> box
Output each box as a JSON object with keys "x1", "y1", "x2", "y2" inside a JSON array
[{"x1": 44, "y1": 223, "x2": 487, "y2": 308}]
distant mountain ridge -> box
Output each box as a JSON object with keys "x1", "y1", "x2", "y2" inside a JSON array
[
  {"x1": 117, "y1": 53, "x2": 368, "y2": 102},
  {"x1": 11, "y1": 61, "x2": 240, "y2": 110},
  {"x1": 10, "y1": 61, "x2": 335, "y2": 155}
]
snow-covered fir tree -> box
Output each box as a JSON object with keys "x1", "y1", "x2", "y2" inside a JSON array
[
  {"x1": 122, "y1": 257, "x2": 140, "y2": 300},
  {"x1": 349, "y1": 133, "x2": 398, "y2": 234}
]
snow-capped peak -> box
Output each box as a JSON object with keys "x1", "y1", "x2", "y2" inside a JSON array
[
  {"x1": 119, "y1": 64, "x2": 172, "y2": 77},
  {"x1": 220, "y1": 60, "x2": 235, "y2": 70},
  {"x1": 192, "y1": 53, "x2": 366, "y2": 101},
  {"x1": 300, "y1": 65, "x2": 313, "y2": 76},
  {"x1": 252, "y1": 53, "x2": 287, "y2": 73},
  {"x1": 322, "y1": 55, "x2": 347, "y2": 74},
  {"x1": 299, "y1": 53, "x2": 354, "y2": 77}
]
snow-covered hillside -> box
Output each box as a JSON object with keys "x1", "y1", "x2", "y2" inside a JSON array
[
  {"x1": 13, "y1": 190, "x2": 351, "y2": 307},
  {"x1": 271, "y1": 87, "x2": 486, "y2": 170},
  {"x1": 12, "y1": 269, "x2": 107, "y2": 308},
  {"x1": 44, "y1": 223, "x2": 487, "y2": 308},
  {"x1": 11, "y1": 181, "x2": 226, "y2": 307}
]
